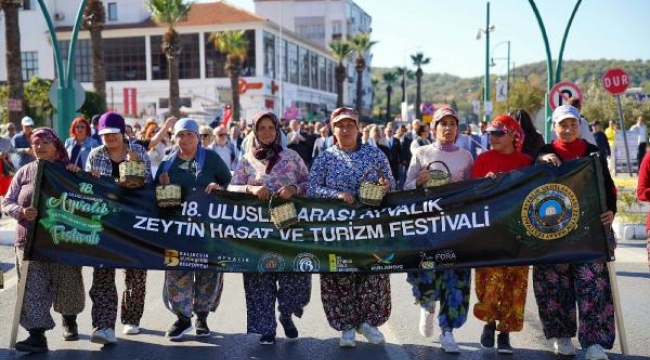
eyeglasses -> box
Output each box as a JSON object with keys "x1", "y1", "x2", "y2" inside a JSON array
[
  {"x1": 200, "y1": 134, "x2": 211, "y2": 138},
  {"x1": 218, "y1": 133, "x2": 227, "y2": 137},
  {"x1": 489, "y1": 131, "x2": 506, "y2": 137},
  {"x1": 75, "y1": 125, "x2": 86, "y2": 129}
]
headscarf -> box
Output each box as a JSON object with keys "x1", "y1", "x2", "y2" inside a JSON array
[
  {"x1": 31, "y1": 127, "x2": 69, "y2": 164},
  {"x1": 251, "y1": 111, "x2": 283, "y2": 174},
  {"x1": 162, "y1": 118, "x2": 206, "y2": 179},
  {"x1": 487, "y1": 114, "x2": 525, "y2": 152}
]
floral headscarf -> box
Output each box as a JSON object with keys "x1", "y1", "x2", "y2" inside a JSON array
[
  {"x1": 31, "y1": 127, "x2": 70, "y2": 164},
  {"x1": 251, "y1": 111, "x2": 283, "y2": 174},
  {"x1": 487, "y1": 114, "x2": 525, "y2": 152}
]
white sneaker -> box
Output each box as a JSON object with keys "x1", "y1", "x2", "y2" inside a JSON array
[
  {"x1": 439, "y1": 331, "x2": 460, "y2": 353},
  {"x1": 418, "y1": 306, "x2": 435, "y2": 338},
  {"x1": 90, "y1": 328, "x2": 117, "y2": 345},
  {"x1": 356, "y1": 322, "x2": 385, "y2": 344},
  {"x1": 553, "y1": 337, "x2": 576, "y2": 356},
  {"x1": 585, "y1": 344, "x2": 609, "y2": 360},
  {"x1": 122, "y1": 324, "x2": 140, "y2": 335},
  {"x1": 339, "y1": 329, "x2": 356, "y2": 348}
]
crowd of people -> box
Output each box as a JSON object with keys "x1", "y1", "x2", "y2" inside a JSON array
[{"x1": 0, "y1": 102, "x2": 633, "y2": 360}]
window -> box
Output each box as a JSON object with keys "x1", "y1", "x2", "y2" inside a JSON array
[
  {"x1": 21, "y1": 0, "x2": 32, "y2": 10},
  {"x1": 104, "y1": 37, "x2": 147, "y2": 81},
  {"x1": 328, "y1": 60, "x2": 334, "y2": 93},
  {"x1": 287, "y1": 42, "x2": 298, "y2": 84},
  {"x1": 60, "y1": 40, "x2": 92, "y2": 82},
  {"x1": 21, "y1": 52, "x2": 38, "y2": 80},
  {"x1": 318, "y1": 56, "x2": 326, "y2": 91},
  {"x1": 151, "y1": 34, "x2": 200, "y2": 80},
  {"x1": 205, "y1": 30, "x2": 256, "y2": 78},
  {"x1": 299, "y1": 47, "x2": 309, "y2": 87},
  {"x1": 107, "y1": 3, "x2": 117, "y2": 21},
  {"x1": 310, "y1": 53, "x2": 318, "y2": 90},
  {"x1": 279, "y1": 39, "x2": 287, "y2": 82},
  {"x1": 263, "y1": 31, "x2": 275, "y2": 78},
  {"x1": 332, "y1": 21, "x2": 342, "y2": 36}
]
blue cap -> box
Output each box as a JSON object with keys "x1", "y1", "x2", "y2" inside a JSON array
[{"x1": 173, "y1": 118, "x2": 199, "y2": 137}]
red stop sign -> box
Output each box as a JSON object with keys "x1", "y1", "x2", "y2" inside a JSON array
[{"x1": 602, "y1": 68, "x2": 630, "y2": 95}]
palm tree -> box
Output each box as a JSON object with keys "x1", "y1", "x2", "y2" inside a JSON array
[
  {"x1": 83, "y1": 0, "x2": 107, "y2": 111},
  {"x1": 411, "y1": 52, "x2": 431, "y2": 120},
  {"x1": 148, "y1": 0, "x2": 191, "y2": 117},
  {"x1": 328, "y1": 40, "x2": 352, "y2": 108},
  {"x1": 382, "y1": 71, "x2": 398, "y2": 121},
  {"x1": 210, "y1": 30, "x2": 248, "y2": 125},
  {"x1": 349, "y1": 32, "x2": 377, "y2": 116},
  {"x1": 1, "y1": 0, "x2": 25, "y2": 126}
]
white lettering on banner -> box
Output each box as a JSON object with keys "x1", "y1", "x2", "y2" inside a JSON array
[
  {"x1": 209, "y1": 224, "x2": 273, "y2": 240},
  {"x1": 133, "y1": 216, "x2": 205, "y2": 237},
  {"x1": 309, "y1": 224, "x2": 384, "y2": 242},
  {"x1": 279, "y1": 228, "x2": 304, "y2": 241},
  {"x1": 207, "y1": 204, "x2": 269, "y2": 222},
  {"x1": 388, "y1": 206, "x2": 491, "y2": 238},
  {"x1": 297, "y1": 208, "x2": 356, "y2": 222}
]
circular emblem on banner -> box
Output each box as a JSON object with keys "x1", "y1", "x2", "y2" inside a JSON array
[
  {"x1": 293, "y1": 253, "x2": 320, "y2": 272},
  {"x1": 521, "y1": 184, "x2": 580, "y2": 240},
  {"x1": 258, "y1": 252, "x2": 285, "y2": 272}
]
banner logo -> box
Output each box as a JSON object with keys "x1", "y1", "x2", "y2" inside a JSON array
[
  {"x1": 419, "y1": 252, "x2": 436, "y2": 269},
  {"x1": 328, "y1": 254, "x2": 359, "y2": 272},
  {"x1": 293, "y1": 253, "x2": 320, "y2": 272},
  {"x1": 258, "y1": 252, "x2": 285, "y2": 272},
  {"x1": 521, "y1": 183, "x2": 580, "y2": 240},
  {"x1": 165, "y1": 249, "x2": 180, "y2": 266}
]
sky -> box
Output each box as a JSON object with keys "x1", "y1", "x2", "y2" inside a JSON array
[{"x1": 201, "y1": 0, "x2": 650, "y2": 78}]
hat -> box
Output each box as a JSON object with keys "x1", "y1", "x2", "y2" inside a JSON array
[
  {"x1": 433, "y1": 107, "x2": 459, "y2": 125},
  {"x1": 173, "y1": 118, "x2": 199, "y2": 137},
  {"x1": 552, "y1": 105, "x2": 581, "y2": 124},
  {"x1": 330, "y1": 107, "x2": 359, "y2": 125},
  {"x1": 21, "y1": 116, "x2": 35, "y2": 126},
  {"x1": 97, "y1": 112, "x2": 126, "y2": 135},
  {"x1": 487, "y1": 114, "x2": 525, "y2": 151}
]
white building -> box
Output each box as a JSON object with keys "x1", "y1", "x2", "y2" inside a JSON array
[
  {"x1": 253, "y1": 0, "x2": 373, "y2": 116},
  {"x1": 0, "y1": 0, "x2": 337, "y2": 123}
]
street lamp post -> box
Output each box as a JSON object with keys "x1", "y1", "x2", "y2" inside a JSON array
[
  {"x1": 477, "y1": 2, "x2": 495, "y2": 123},
  {"x1": 490, "y1": 40, "x2": 511, "y2": 111},
  {"x1": 401, "y1": 45, "x2": 420, "y2": 121}
]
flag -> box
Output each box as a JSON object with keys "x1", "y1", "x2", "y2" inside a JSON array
[
  {"x1": 496, "y1": 80, "x2": 508, "y2": 103},
  {"x1": 221, "y1": 104, "x2": 232, "y2": 127}
]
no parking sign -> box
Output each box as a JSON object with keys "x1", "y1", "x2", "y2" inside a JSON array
[{"x1": 549, "y1": 81, "x2": 582, "y2": 110}]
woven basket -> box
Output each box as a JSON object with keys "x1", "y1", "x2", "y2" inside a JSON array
[
  {"x1": 424, "y1": 161, "x2": 451, "y2": 188},
  {"x1": 118, "y1": 161, "x2": 146, "y2": 188},
  {"x1": 359, "y1": 168, "x2": 387, "y2": 206},
  {"x1": 156, "y1": 184, "x2": 182, "y2": 208},
  {"x1": 269, "y1": 192, "x2": 298, "y2": 229}
]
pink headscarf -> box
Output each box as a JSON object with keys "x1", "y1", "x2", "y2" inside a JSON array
[{"x1": 30, "y1": 127, "x2": 70, "y2": 164}]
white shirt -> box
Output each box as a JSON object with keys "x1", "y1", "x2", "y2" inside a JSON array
[{"x1": 629, "y1": 123, "x2": 648, "y2": 144}]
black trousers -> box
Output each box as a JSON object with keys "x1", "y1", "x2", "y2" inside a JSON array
[{"x1": 638, "y1": 142, "x2": 647, "y2": 171}]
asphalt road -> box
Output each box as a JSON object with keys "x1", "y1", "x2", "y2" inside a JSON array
[{"x1": 0, "y1": 239, "x2": 648, "y2": 360}]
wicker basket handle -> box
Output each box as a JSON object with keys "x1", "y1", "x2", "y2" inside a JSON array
[
  {"x1": 268, "y1": 191, "x2": 284, "y2": 212},
  {"x1": 360, "y1": 167, "x2": 384, "y2": 185},
  {"x1": 426, "y1": 161, "x2": 451, "y2": 175}
]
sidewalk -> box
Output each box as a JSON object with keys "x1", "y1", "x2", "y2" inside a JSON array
[{"x1": 0, "y1": 215, "x2": 16, "y2": 246}]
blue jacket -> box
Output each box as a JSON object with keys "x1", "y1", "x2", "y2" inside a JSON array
[{"x1": 65, "y1": 136, "x2": 99, "y2": 168}]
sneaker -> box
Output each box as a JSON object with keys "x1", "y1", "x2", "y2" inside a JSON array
[
  {"x1": 62, "y1": 315, "x2": 79, "y2": 341},
  {"x1": 553, "y1": 337, "x2": 576, "y2": 356},
  {"x1": 418, "y1": 306, "x2": 435, "y2": 338},
  {"x1": 497, "y1": 332, "x2": 513, "y2": 354},
  {"x1": 122, "y1": 324, "x2": 140, "y2": 335},
  {"x1": 480, "y1": 321, "x2": 496, "y2": 349},
  {"x1": 356, "y1": 322, "x2": 385, "y2": 344},
  {"x1": 15, "y1": 332, "x2": 48, "y2": 353},
  {"x1": 279, "y1": 314, "x2": 299, "y2": 341},
  {"x1": 90, "y1": 328, "x2": 117, "y2": 345},
  {"x1": 339, "y1": 329, "x2": 356, "y2": 348},
  {"x1": 166, "y1": 316, "x2": 193, "y2": 340},
  {"x1": 195, "y1": 318, "x2": 210, "y2": 337},
  {"x1": 584, "y1": 344, "x2": 609, "y2": 360},
  {"x1": 259, "y1": 333, "x2": 275, "y2": 345},
  {"x1": 439, "y1": 330, "x2": 460, "y2": 353}
]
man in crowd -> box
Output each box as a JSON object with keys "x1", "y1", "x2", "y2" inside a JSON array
[
  {"x1": 591, "y1": 120, "x2": 611, "y2": 161},
  {"x1": 11, "y1": 116, "x2": 35, "y2": 168},
  {"x1": 383, "y1": 122, "x2": 401, "y2": 186},
  {"x1": 287, "y1": 119, "x2": 313, "y2": 167},
  {"x1": 629, "y1": 115, "x2": 647, "y2": 170},
  {"x1": 208, "y1": 125, "x2": 238, "y2": 171}
]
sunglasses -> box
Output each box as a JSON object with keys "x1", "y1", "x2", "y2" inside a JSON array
[
  {"x1": 200, "y1": 134, "x2": 211, "y2": 138},
  {"x1": 75, "y1": 125, "x2": 86, "y2": 129},
  {"x1": 218, "y1": 133, "x2": 227, "y2": 137},
  {"x1": 489, "y1": 131, "x2": 507, "y2": 137}
]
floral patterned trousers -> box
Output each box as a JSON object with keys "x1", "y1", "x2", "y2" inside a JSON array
[
  {"x1": 533, "y1": 261, "x2": 615, "y2": 349},
  {"x1": 406, "y1": 269, "x2": 471, "y2": 330},
  {"x1": 15, "y1": 247, "x2": 85, "y2": 331},
  {"x1": 474, "y1": 266, "x2": 529, "y2": 332},
  {"x1": 320, "y1": 273, "x2": 391, "y2": 331},
  {"x1": 90, "y1": 268, "x2": 147, "y2": 329},
  {"x1": 243, "y1": 273, "x2": 311, "y2": 335},
  {"x1": 164, "y1": 270, "x2": 224, "y2": 318}
]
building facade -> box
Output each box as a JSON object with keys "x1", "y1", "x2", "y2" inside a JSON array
[{"x1": 0, "y1": 0, "x2": 337, "y2": 123}]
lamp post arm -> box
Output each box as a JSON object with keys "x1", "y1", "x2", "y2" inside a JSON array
[
  {"x1": 555, "y1": 0, "x2": 582, "y2": 83},
  {"x1": 66, "y1": 0, "x2": 89, "y2": 88},
  {"x1": 36, "y1": 0, "x2": 65, "y2": 83}
]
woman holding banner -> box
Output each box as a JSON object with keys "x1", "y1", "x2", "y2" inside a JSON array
[
  {"x1": 470, "y1": 115, "x2": 532, "y2": 354},
  {"x1": 308, "y1": 107, "x2": 395, "y2": 348},
  {"x1": 156, "y1": 118, "x2": 231, "y2": 340},
  {"x1": 403, "y1": 107, "x2": 473, "y2": 354},
  {"x1": 3, "y1": 127, "x2": 85, "y2": 353},
  {"x1": 82, "y1": 112, "x2": 152, "y2": 344},
  {"x1": 228, "y1": 111, "x2": 310, "y2": 345},
  {"x1": 534, "y1": 104, "x2": 616, "y2": 360}
]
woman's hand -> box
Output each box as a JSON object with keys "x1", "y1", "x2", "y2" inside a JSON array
[
  {"x1": 378, "y1": 177, "x2": 390, "y2": 193},
  {"x1": 601, "y1": 210, "x2": 614, "y2": 226},
  {"x1": 22, "y1": 206, "x2": 38, "y2": 221},
  {"x1": 251, "y1": 185, "x2": 271, "y2": 201},
  {"x1": 415, "y1": 169, "x2": 430, "y2": 188},
  {"x1": 278, "y1": 185, "x2": 297, "y2": 200},
  {"x1": 90, "y1": 170, "x2": 101, "y2": 178},
  {"x1": 66, "y1": 164, "x2": 81, "y2": 173},
  {"x1": 539, "y1": 153, "x2": 562, "y2": 166},
  {"x1": 205, "y1": 182, "x2": 221, "y2": 194},
  {"x1": 337, "y1": 192, "x2": 355, "y2": 205},
  {"x1": 126, "y1": 150, "x2": 139, "y2": 162},
  {"x1": 159, "y1": 172, "x2": 170, "y2": 185}
]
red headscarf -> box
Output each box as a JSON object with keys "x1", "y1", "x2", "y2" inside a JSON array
[
  {"x1": 31, "y1": 127, "x2": 70, "y2": 164},
  {"x1": 487, "y1": 114, "x2": 525, "y2": 152}
]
